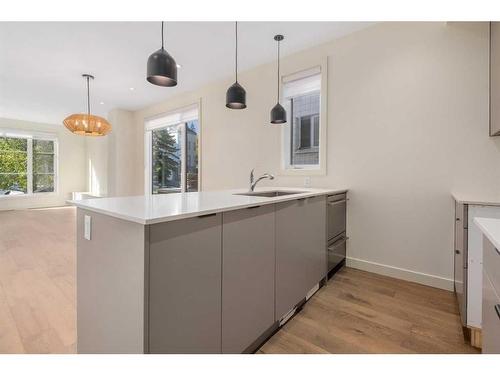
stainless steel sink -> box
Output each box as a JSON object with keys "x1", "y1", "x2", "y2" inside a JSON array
[{"x1": 235, "y1": 190, "x2": 305, "y2": 198}]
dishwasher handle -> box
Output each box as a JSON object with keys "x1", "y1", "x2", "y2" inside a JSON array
[
  {"x1": 328, "y1": 198, "x2": 349, "y2": 206},
  {"x1": 328, "y1": 236, "x2": 349, "y2": 251}
]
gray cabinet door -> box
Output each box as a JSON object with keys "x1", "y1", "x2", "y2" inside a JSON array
[
  {"x1": 275, "y1": 195, "x2": 327, "y2": 320},
  {"x1": 222, "y1": 205, "x2": 275, "y2": 353},
  {"x1": 148, "y1": 214, "x2": 222, "y2": 353}
]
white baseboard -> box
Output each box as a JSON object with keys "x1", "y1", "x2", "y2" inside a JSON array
[{"x1": 346, "y1": 257, "x2": 454, "y2": 291}]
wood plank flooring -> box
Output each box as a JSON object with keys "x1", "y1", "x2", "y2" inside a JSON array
[
  {"x1": 0, "y1": 207, "x2": 478, "y2": 354},
  {"x1": 259, "y1": 267, "x2": 479, "y2": 354},
  {"x1": 0, "y1": 207, "x2": 76, "y2": 353}
]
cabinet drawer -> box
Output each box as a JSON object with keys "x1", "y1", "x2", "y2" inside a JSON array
[
  {"x1": 327, "y1": 193, "x2": 347, "y2": 240},
  {"x1": 483, "y1": 235, "x2": 500, "y2": 294},
  {"x1": 482, "y1": 270, "x2": 500, "y2": 353},
  {"x1": 328, "y1": 233, "x2": 346, "y2": 272}
]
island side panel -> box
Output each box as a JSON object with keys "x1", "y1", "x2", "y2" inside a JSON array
[{"x1": 77, "y1": 208, "x2": 148, "y2": 353}]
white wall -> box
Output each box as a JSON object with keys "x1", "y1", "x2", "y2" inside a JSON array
[
  {"x1": 0, "y1": 117, "x2": 87, "y2": 210},
  {"x1": 86, "y1": 136, "x2": 108, "y2": 197},
  {"x1": 111, "y1": 22, "x2": 499, "y2": 290},
  {"x1": 106, "y1": 109, "x2": 142, "y2": 197}
]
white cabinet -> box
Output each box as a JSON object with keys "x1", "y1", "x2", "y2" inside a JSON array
[
  {"x1": 467, "y1": 205, "x2": 500, "y2": 328},
  {"x1": 482, "y1": 236, "x2": 500, "y2": 353}
]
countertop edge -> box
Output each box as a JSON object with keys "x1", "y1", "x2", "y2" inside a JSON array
[
  {"x1": 451, "y1": 193, "x2": 500, "y2": 206},
  {"x1": 474, "y1": 217, "x2": 500, "y2": 250},
  {"x1": 69, "y1": 188, "x2": 348, "y2": 225}
]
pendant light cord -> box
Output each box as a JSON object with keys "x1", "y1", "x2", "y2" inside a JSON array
[
  {"x1": 235, "y1": 21, "x2": 238, "y2": 82},
  {"x1": 277, "y1": 39, "x2": 280, "y2": 103},
  {"x1": 161, "y1": 21, "x2": 164, "y2": 49},
  {"x1": 86, "y1": 75, "x2": 91, "y2": 116}
]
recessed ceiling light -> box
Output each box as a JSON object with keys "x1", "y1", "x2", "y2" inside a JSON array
[
  {"x1": 99, "y1": 101, "x2": 105, "y2": 105},
  {"x1": 129, "y1": 87, "x2": 135, "y2": 91},
  {"x1": 176, "y1": 64, "x2": 182, "y2": 68}
]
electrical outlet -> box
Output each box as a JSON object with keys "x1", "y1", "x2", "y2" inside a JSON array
[
  {"x1": 84, "y1": 215, "x2": 91, "y2": 240},
  {"x1": 304, "y1": 177, "x2": 311, "y2": 187}
]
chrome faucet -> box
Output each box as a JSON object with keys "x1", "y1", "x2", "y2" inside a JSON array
[{"x1": 249, "y1": 169, "x2": 275, "y2": 191}]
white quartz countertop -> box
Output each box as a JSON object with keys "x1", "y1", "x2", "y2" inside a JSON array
[
  {"x1": 68, "y1": 187, "x2": 348, "y2": 225},
  {"x1": 452, "y1": 193, "x2": 500, "y2": 206},
  {"x1": 474, "y1": 217, "x2": 500, "y2": 250}
]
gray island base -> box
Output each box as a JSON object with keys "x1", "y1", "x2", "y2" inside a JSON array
[{"x1": 73, "y1": 188, "x2": 347, "y2": 353}]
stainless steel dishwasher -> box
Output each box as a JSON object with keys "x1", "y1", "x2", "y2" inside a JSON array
[{"x1": 327, "y1": 193, "x2": 348, "y2": 278}]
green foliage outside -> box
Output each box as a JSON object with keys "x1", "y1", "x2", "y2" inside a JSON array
[
  {"x1": 0, "y1": 137, "x2": 55, "y2": 194},
  {"x1": 0, "y1": 137, "x2": 28, "y2": 192},
  {"x1": 152, "y1": 128, "x2": 180, "y2": 193}
]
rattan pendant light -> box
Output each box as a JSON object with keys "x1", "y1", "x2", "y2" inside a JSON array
[{"x1": 63, "y1": 74, "x2": 111, "y2": 136}]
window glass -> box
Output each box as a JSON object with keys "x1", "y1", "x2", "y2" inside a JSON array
[
  {"x1": 0, "y1": 135, "x2": 57, "y2": 196},
  {"x1": 299, "y1": 116, "x2": 312, "y2": 149},
  {"x1": 0, "y1": 136, "x2": 28, "y2": 195},
  {"x1": 313, "y1": 115, "x2": 320, "y2": 147},
  {"x1": 33, "y1": 139, "x2": 55, "y2": 193},
  {"x1": 146, "y1": 105, "x2": 200, "y2": 194},
  {"x1": 152, "y1": 125, "x2": 182, "y2": 194},
  {"x1": 288, "y1": 91, "x2": 320, "y2": 166},
  {"x1": 185, "y1": 120, "x2": 199, "y2": 192}
]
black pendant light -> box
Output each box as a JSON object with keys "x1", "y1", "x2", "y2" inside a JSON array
[
  {"x1": 147, "y1": 21, "x2": 177, "y2": 87},
  {"x1": 226, "y1": 21, "x2": 247, "y2": 109},
  {"x1": 270, "y1": 34, "x2": 286, "y2": 124}
]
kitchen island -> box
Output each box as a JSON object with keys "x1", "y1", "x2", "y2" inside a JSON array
[{"x1": 70, "y1": 187, "x2": 347, "y2": 354}]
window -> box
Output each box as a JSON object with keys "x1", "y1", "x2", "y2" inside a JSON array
[
  {"x1": 282, "y1": 67, "x2": 324, "y2": 171},
  {"x1": 0, "y1": 131, "x2": 57, "y2": 197},
  {"x1": 296, "y1": 113, "x2": 320, "y2": 150},
  {"x1": 33, "y1": 139, "x2": 56, "y2": 193},
  {"x1": 145, "y1": 105, "x2": 199, "y2": 194}
]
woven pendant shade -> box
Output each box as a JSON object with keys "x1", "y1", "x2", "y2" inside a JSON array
[
  {"x1": 63, "y1": 114, "x2": 111, "y2": 136},
  {"x1": 63, "y1": 74, "x2": 111, "y2": 136}
]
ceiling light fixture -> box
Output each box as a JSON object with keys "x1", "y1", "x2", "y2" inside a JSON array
[
  {"x1": 63, "y1": 74, "x2": 112, "y2": 136},
  {"x1": 147, "y1": 21, "x2": 178, "y2": 87},
  {"x1": 270, "y1": 35, "x2": 286, "y2": 124},
  {"x1": 226, "y1": 21, "x2": 246, "y2": 109}
]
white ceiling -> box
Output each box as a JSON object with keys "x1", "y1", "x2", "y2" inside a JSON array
[{"x1": 0, "y1": 22, "x2": 374, "y2": 125}]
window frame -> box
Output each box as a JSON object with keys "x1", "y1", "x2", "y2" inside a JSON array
[
  {"x1": 144, "y1": 102, "x2": 201, "y2": 195},
  {"x1": 280, "y1": 60, "x2": 328, "y2": 176},
  {"x1": 0, "y1": 129, "x2": 58, "y2": 199}
]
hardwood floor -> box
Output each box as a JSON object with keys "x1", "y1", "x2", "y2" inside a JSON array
[
  {"x1": 259, "y1": 267, "x2": 479, "y2": 354},
  {"x1": 0, "y1": 207, "x2": 76, "y2": 353},
  {"x1": 0, "y1": 207, "x2": 478, "y2": 354}
]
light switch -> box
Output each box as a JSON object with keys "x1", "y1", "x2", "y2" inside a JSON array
[{"x1": 84, "y1": 215, "x2": 91, "y2": 240}]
